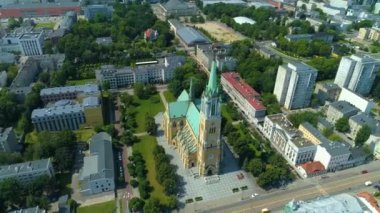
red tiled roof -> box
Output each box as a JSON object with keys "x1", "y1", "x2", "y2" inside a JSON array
[
  {"x1": 222, "y1": 72, "x2": 266, "y2": 110},
  {"x1": 357, "y1": 192, "x2": 380, "y2": 212},
  {"x1": 301, "y1": 161, "x2": 325, "y2": 174}
]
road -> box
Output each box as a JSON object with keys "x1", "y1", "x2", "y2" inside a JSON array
[{"x1": 195, "y1": 161, "x2": 380, "y2": 213}]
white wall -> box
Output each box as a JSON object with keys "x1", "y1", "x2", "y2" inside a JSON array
[{"x1": 338, "y1": 87, "x2": 374, "y2": 113}]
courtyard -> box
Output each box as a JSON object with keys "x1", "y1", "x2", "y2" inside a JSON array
[
  {"x1": 194, "y1": 21, "x2": 246, "y2": 43},
  {"x1": 154, "y1": 113, "x2": 259, "y2": 206}
]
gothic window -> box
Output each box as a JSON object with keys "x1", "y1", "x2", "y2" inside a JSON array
[
  {"x1": 211, "y1": 103, "x2": 216, "y2": 116},
  {"x1": 172, "y1": 122, "x2": 176, "y2": 128},
  {"x1": 179, "y1": 120, "x2": 184, "y2": 127}
]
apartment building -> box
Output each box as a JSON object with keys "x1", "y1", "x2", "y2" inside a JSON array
[
  {"x1": 263, "y1": 114, "x2": 317, "y2": 166},
  {"x1": 196, "y1": 44, "x2": 236, "y2": 71},
  {"x1": 338, "y1": 87, "x2": 374, "y2": 114},
  {"x1": 0, "y1": 127, "x2": 18, "y2": 152},
  {"x1": 326, "y1": 100, "x2": 359, "y2": 124},
  {"x1": 349, "y1": 113, "x2": 378, "y2": 139},
  {"x1": 40, "y1": 84, "x2": 100, "y2": 103},
  {"x1": 334, "y1": 54, "x2": 380, "y2": 96},
  {"x1": 0, "y1": 158, "x2": 54, "y2": 184},
  {"x1": 2, "y1": 28, "x2": 44, "y2": 56},
  {"x1": 221, "y1": 72, "x2": 266, "y2": 123},
  {"x1": 96, "y1": 55, "x2": 185, "y2": 89},
  {"x1": 79, "y1": 132, "x2": 115, "y2": 196},
  {"x1": 274, "y1": 62, "x2": 318, "y2": 109}
]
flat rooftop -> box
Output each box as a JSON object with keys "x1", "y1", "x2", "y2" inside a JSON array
[
  {"x1": 0, "y1": 158, "x2": 50, "y2": 178},
  {"x1": 40, "y1": 84, "x2": 99, "y2": 96}
]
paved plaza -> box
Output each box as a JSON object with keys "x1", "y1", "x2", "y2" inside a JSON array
[{"x1": 154, "y1": 113, "x2": 258, "y2": 205}]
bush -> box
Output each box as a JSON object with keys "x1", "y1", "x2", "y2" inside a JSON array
[{"x1": 130, "y1": 179, "x2": 138, "y2": 188}]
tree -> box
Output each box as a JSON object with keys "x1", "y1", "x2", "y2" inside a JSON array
[
  {"x1": 165, "y1": 195, "x2": 177, "y2": 209},
  {"x1": 0, "y1": 152, "x2": 23, "y2": 166},
  {"x1": 143, "y1": 198, "x2": 161, "y2": 213},
  {"x1": 130, "y1": 179, "x2": 139, "y2": 188},
  {"x1": 0, "y1": 178, "x2": 23, "y2": 207},
  {"x1": 145, "y1": 115, "x2": 157, "y2": 135},
  {"x1": 355, "y1": 125, "x2": 371, "y2": 146},
  {"x1": 245, "y1": 158, "x2": 264, "y2": 177},
  {"x1": 129, "y1": 197, "x2": 145, "y2": 212},
  {"x1": 261, "y1": 93, "x2": 281, "y2": 115},
  {"x1": 55, "y1": 147, "x2": 74, "y2": 172},
  {"x1": 163, "y1": 178, "x2": 177, "y2": 195},
  {"x1": 335, "y1": 117, "x2": 350, "y2": 133},
  {"x1": 134, "y1": 83, "x2": 146, "y2": 99}
]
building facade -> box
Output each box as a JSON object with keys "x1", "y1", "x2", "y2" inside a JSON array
[
  {"x1": 221, "y1": 72, "x2": 266, "y2": 123},
  {"x1": 274, "y1": 62, "x2": 318, "y2": 110},
  {"x1": 79, "y1": 132, "x2": 115, "y2": 196},
  {"x1": 263, "y1": 114, "x2": 317, "y2": 166},
  {"x1": 338, "y1": 87, "x2": 374, "y2": 114},
  {"x1": 163, "y1": 62, "x2": 222, "y2": 176},
  {"x1": 40, "y1": 84, "x2": 100, "y2": 103},
  {"x1": 314, "y1": 82, "x2": 341, "y2": 105},
  {"x1": 334, "y1": 54, "x2": 380, "y2": 96},
  {"x1": 349, "y1": 113, "x2": 378, "y2": 139},
  {"x1": 196, "y1": 44, "x2": 236, "y2": 71},
  {"x1": 0, "y1": 158, "x2": 54, "y2": 184},
  {"x1": 326, "y1": 100, "x2": 359, "y2": 124},
  {"x1": 96, "y1": 55, "x2": 185, "y2": 89},
  {"x1": 159, "y1": 0, "x2": 198, "y2": 17},
  {"x1": 0, "y1": 127, "x2": 18, "y2": 152}
]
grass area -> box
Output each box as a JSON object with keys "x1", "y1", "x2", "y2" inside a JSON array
[
  {"x1": 132, "y1": 94, "x2": 164, "y2": 133},
  {"x1": 133, "y1": 136, "x2": 169, "y2": 204},
  {"x1": 75, "y1": 128, "x2": 96, "y2": 142},
  {"x1": 35, "y1": 22, "x2": 56, "y2": 29},
  {"x1": 25, "y1": 131, "x2": 38, "y2": 144},
  {"x1": 77, "y1": 200, "x2": 115, "y2": 213},
  {"x1": 163, "y1": 90, "x2": 176, "y2": 102},
  {"x1": 66, "y1": 78, "x2": 96, "y2": 86}
]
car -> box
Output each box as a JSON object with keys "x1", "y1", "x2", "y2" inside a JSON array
[
  {"x1": 365, "y1": 181, "x2": 373, "y2": 186},
  {"x1": 362, "y1": 170, "x2": 368, "y2": 174},
  {"x1": 254, "y1": 193, "x2": 259, "y2": 196}
]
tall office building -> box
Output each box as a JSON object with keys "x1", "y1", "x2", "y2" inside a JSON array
[
  {"x1": 334, "y1": 54, "x2": 380, "y2": 96},
  {"x1": 274, "y1": 62, "x2": 318, "y2": 110}
]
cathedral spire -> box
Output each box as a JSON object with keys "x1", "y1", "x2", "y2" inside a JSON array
[
  {"x1": 205, "y1": 61, "x2": 218, "y2": 97},
  {"x1": 189, "y1": 78, "x2": 194, "y2": 100}
]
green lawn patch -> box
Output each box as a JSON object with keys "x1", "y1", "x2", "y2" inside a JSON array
[
  {"x1": 66, "y1": 78, "x2": 96, "y2": 86},
  {"x1": 132, "y1": 95, "x2": 164, "y2": 133},
  {"x1": 133, "y1": 136, "x2": 169, "y2": 204},
  {"x1": 35, "y1": 22, "x2": 56, "y2": 29},
  {"x1": 77, "y1": 200, "x2": 115, "y2": 213},
  {"x1": 75, "y1": 128, "x2": 96, "y2": 142},
  {"x1": 163, "y1": 90, "x2": 176, "y2": 102},
  {"x1": 25, "y1": 131, "x2": 38, "y2": 144}
]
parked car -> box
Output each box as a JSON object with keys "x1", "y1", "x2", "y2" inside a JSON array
[
  {"x1": 361, "y1": 170, "x2": 368, "y2": 174},
  {"x1": 365, "y1": 181, "x2": 373, "y2": 186}
]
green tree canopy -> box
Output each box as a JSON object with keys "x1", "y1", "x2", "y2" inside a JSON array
[
  {"x1": 335, "y1": 117, "x2": 350, "y2": 133},
  {"x1": 355, "y1": 125, "x2": 371, "y2": 146}
]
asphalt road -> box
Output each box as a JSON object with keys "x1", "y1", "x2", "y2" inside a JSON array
[{"x1": 196, "y1": 161, "x2": 380, "y2": 213}]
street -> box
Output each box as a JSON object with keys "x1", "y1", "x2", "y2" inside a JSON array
[{"x1": 192, "y1": 160, "x2": 380, "y2": 213}]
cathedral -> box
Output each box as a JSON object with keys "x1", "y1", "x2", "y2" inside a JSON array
[{"x1": 163, "y1": 61, "x2": 222, "y2": 176}]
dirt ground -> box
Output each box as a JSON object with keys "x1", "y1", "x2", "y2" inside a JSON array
[{"x1": 195, "y1": 21, "x2": 246, "y2": 43}]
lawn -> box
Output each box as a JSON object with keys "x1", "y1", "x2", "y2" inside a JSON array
[
  {"x1": 132, "y1": 94, "x2": 164, "y2": 133},
  {"x1": 163, "y1": 90, "x2": 176, "y2": 102},
  {"x1": 35, "y1": 22, "x2": 56, "y2": 29},
  {"x1": 66, "y1": 78, "x2": 96, "y2": 86},
  {"x1": 133, "y1": 136, "x2": 170, "y2": 204},
  {"x1": 25, "y1": 131, "x2": 38, "y2": 144},
  {"x1": 77, "y1": 200, "x2": 115, "y2": 213},
  {"x1": 75, "y1": 128, "x2": 96, "y2": 142}
]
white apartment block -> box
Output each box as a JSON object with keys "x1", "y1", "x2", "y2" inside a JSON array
[
  {"x1": 334, "y1": 54, "x2": 380, "y2": 96},
  {"x1": 338, "y1": 87, "x2": 374, "y2": 114},
  {"x1": 263, "y1": 114, "x2": 317, "y2": 166},
  {"x1": 40, "y1": 84, "x2": 100, "y2": 103},
  {"x1": 2, "y1": 28, "x2": 44, "y2": 56},
  {"x1": 221, "y1": 72, "x2": 266, "y2": 123},
  {"x1": 0, "y1": 158, "x2": 54, "y2": 184},
  {"x1": 274, "y1": 62, "x2": 318, "y2": 110},
  {"x1": 313, "y1": 143, "x2": 351, "y2": 171},
  {"x1": 96, "y1": 55, "x2": 185, "y2": 89}
]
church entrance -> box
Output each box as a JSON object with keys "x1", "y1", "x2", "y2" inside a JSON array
[
  {"x1": 191, "y1": 162, "x2": 195, "y2": 167},
  {"x1": 207, "y1": 169, "x2": 213, "y2": 176}
]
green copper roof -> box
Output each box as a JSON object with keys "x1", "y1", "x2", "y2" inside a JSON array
[
  {"x1": 205, "y1": 61, "x2": 219, "y2": 97},
  {"x1": 168, "y1": 101, "x2": 189, "y2": 118},
  {"x1": 177, "y1": 90, "x2": 190, "y2": 102},
  {"x1": 186, "y1": 102, "x2": 200, "y2": 137}
]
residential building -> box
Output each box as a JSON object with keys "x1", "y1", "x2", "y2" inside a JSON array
[
  {"x1": 163, "y1": 61, "x2": 222, "y2": 176},
  {"x1": 305, "y1": 17, "x2": 325, "y2": 32},
  {"x1": 284, "y1": 193, "x2": 372, "y2": 213},
  {"x1": 85, "y1": 0, "x2": 115, "y2": 5},
  {"x1": 356, "y1": 192, "x2": 380, "y2": 213},
  {"x1": 255, "y1": 46, "x2": 278, "y2": 59},
  {"x1": 326, "y1": 100, "x2": 359, "y2": 124},
  {"x1": 358, "y1": 28, "x2": 370, "y2": 40},
  {"x1": 369, "y1": 28, "x2": 380, "y2": 41},
  {"x1": 314, "y1": 82, "x2": 341, "y2": 105},
  {"x1": 168, "y1": 19, "x2": 184, "y2": 35},
  {"x1": 284, "y1": 33, "x2": 333, "y2": 43},
  {"x1": 0, "y1": 52, "x2": 16, "y2": 64},
  {"x1": 2, "y1": 27, "x2": 44, "y2": 56},
  {"x1": 338, "y1": 87, "x2": 374, "y2": 114},
  {"x1": 95, "y1": 55, "x2": 185, "y2": 89},
  {"x1": 84, "y1": 5, "x2": 113, "y2": 20},
  {"x1": 0, "y1": 158, "x2": 54, "y2": 184},
  {"x1": 221, "y1": 72, "x2": 266, "y2": 123},
  {"x1": 299, "y1": 122, "x2": 351, "y2": 171},
  {"x1": 202, "y1": 0, "x2": 247, "y2": 7},
  {"x1": 296, "y1": 161, "x2": 326, "y2": 178},
  {"x1": 196, "y1": 44, "x2": 236, "y2": 71},
  {"x1": 9, "y1": 56, "x2": 39, "y2": 100},
  {"x1": 79, "y1": 132, "x2": 115, "y2": 196},
  {"x1": 59, "y1": 11, "x2": 77, "y2": 31},
  {"x1": 0, "y1": 127, "x2": 18, "y2": 152},
  {"x1": 0, "y1": 0, "x2": 80, "y2": 18},
  {"x1": 263, "y1": 114, "x2": 317, "y2": 166},
  {"x1": 273, "y1": 62, "x2": 318, "y2": 110},
  {"x1": 144, "y1": 29, "x2": 159, "y2": 41},
  {"x1": 176, "y1": 27, "x2": 211, "y2": 47},
  {"x1": 40, "y1": 84, "x2": 99, "y2": 103},
  {"x1": 334, "y1": 54, "x2": 380, "y2": 96},
  {"x1": 31, "y1": 97, "x2": 103, "y2": 131},
  {"x1": 349, "y1": 113, "x2": 378, "y2": 139},
  {"x1": 9, "y1": 206, "x2": 40, "y2": 213},
  {"x1": 365, "y1": 134, "x2": 380, "y2": 159},
  {"x1": 159, "y1": 0, "x2": 198, "y2": 18}
]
